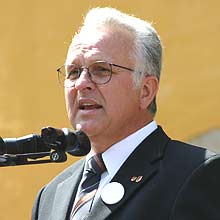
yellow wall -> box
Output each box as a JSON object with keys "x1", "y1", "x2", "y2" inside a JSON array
[{"x1": 0, "y1": 0, "x2": 220, "y2": 219}]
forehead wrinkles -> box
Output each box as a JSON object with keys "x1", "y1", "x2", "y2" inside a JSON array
[
  {"x1": 66, "y1": 44, "x2": 101, "y2": 65},
  {"x1": 66, "y1": 30, "x2": 110, "y2": 64},
  {"x1": 66, "y1": 28, "x2": 134, "y2": 65}
]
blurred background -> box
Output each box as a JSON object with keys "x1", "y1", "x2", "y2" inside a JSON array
[{"x1": 0, "y1": 0, "x2": 220, "y2": 219}]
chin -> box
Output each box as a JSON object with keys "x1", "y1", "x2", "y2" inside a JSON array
[
  {"x1": 73, "y1": 117, "x2": 108, "y2": 137},
  {"x1": 74, "y1": 122, "x2": 97, "y2": 135}
]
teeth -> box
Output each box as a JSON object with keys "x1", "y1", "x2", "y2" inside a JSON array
[
  {"x1": 83, "y1": 103, "x2": 93, "y2": 106},
  {"x1": 79, "y1": 103, "x2": 95, "y2": 110}
]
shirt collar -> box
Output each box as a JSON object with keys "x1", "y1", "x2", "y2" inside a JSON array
[{"x1": 102, "y1": 120, "x2": 157, "y2": 179}]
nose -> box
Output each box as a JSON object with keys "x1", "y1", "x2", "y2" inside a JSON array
[{"x1": 74, "y1": 68, "x2": 95, "y2": 91}]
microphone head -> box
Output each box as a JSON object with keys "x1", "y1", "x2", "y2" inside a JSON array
[
  {"x1": 41, "y1": 127, "x2": 91, "y2": 157},
  {"x1": 62, "y1": 128, "x2": 91, "y2": 156}
]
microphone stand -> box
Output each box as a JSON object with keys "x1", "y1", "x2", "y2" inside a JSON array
[{"x1": 0, "y1": 149, "x2": 67, "y2": 167}]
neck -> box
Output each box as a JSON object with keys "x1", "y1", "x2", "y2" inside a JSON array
[{"x1": 89, "y1": 118, "x2": 154, "y2": 154}]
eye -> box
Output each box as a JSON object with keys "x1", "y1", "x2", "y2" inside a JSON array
[
  {"x1": 90, "y1": 63, "x2": 111, "y2": 76},
  {"x1": 66, "y1": 67, "x2": 79, "y2": 80}
]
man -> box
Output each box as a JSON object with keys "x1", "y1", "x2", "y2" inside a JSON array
[{"x1": 32, "y1": 7, "x2": 220, "y2": 220}]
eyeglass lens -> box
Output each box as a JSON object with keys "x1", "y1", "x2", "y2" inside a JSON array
[{"x1": 58, "y1": 61, "x2": 112, "y2": 87}]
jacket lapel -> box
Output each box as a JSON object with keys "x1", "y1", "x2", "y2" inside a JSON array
[
  {"x1": 86, "y1": 126, "x2": 170, "y2": 220},
  {"x1": 49, "y1": 159, "x2": 85, "y2": 220}
]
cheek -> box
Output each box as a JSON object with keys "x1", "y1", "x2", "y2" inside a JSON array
[
  {"x1": 106, "y1": 85, "x2": 139, "y2": 116},
  {"x1": 65, "y1": 89, "x2": 77, "y2": 115}
]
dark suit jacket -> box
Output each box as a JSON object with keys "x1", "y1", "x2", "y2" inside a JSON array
[{"x1": 32, "y1": 126, "x2": 220, "y2": 220}]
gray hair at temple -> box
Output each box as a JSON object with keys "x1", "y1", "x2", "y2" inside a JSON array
[{"x1": 76, "y1": 7, "x2": 162, "y2": 115}]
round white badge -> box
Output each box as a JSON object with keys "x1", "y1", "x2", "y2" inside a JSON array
[{"x1": 101, "y1": 182, "x2": 125, "y2": 205}]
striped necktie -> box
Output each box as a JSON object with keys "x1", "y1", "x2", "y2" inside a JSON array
[{"x1": 70, "y1": 154, "x2": 106, "y2": 220}]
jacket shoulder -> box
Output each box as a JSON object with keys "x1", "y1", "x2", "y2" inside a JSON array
[
  {"x1": 32, "y1": 158, "x2": 85, "y2": 220},
  {"x1": 165, "y1": 138, "x2": 216, "y2": 165}
]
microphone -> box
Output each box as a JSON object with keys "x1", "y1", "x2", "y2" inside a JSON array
[
  {"x1": 0, "y1": 127, "x2": 91, "y2": 158},
  {"x1": 0, "y1": 134, "x2": 45, "y2": 157},
  {"x1": 41, "y1": 127, "x2": 91, "y2": 156}
]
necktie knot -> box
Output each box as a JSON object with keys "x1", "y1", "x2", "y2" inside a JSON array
[
  {"x1": 87, "y1": 154, "x2": 106, "y2": 175},
  {"x1": 80, "y1": 154, "x2": 106, "y2": 192}
]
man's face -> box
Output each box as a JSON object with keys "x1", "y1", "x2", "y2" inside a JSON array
[{"x1": 65, "y1": 28, "x2": 144, "y2": 149}]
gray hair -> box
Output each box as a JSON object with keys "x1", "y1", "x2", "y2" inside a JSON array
[{"x1": 77, "y1": 7, "x2": 162, "y2": 114}]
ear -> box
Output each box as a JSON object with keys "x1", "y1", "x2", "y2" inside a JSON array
[{"x1": 139, "y1": 76, "x2": 159, "y2": 110}]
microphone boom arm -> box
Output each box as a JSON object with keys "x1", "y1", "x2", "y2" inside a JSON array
[{"x1": 0, "y1": 151, "x2": 66, "y2": 167}]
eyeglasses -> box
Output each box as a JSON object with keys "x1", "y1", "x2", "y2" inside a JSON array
[{"x1": 57, "y1": 61, "x2": 134, "y2": 88}]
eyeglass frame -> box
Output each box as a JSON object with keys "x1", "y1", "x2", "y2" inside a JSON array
[{"x1": 56, "y1": 60, "x2": 135, "y2": 87}]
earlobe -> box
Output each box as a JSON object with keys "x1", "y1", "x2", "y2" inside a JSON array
[{"x1": 139, "y1": 76, "x2": 159, "y2": 110}]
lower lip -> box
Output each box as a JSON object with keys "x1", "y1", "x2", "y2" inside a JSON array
[{"x1": 78, "y1": 108, "x2": 102, "y2": 114}]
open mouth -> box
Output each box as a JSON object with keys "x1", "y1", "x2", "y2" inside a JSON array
[
  {"x1": 78, "y1": 98, "x2": 103, "y2": 111},
  {"x1": 79, "y1": 103, "x2": 102, "y2": 110}
]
